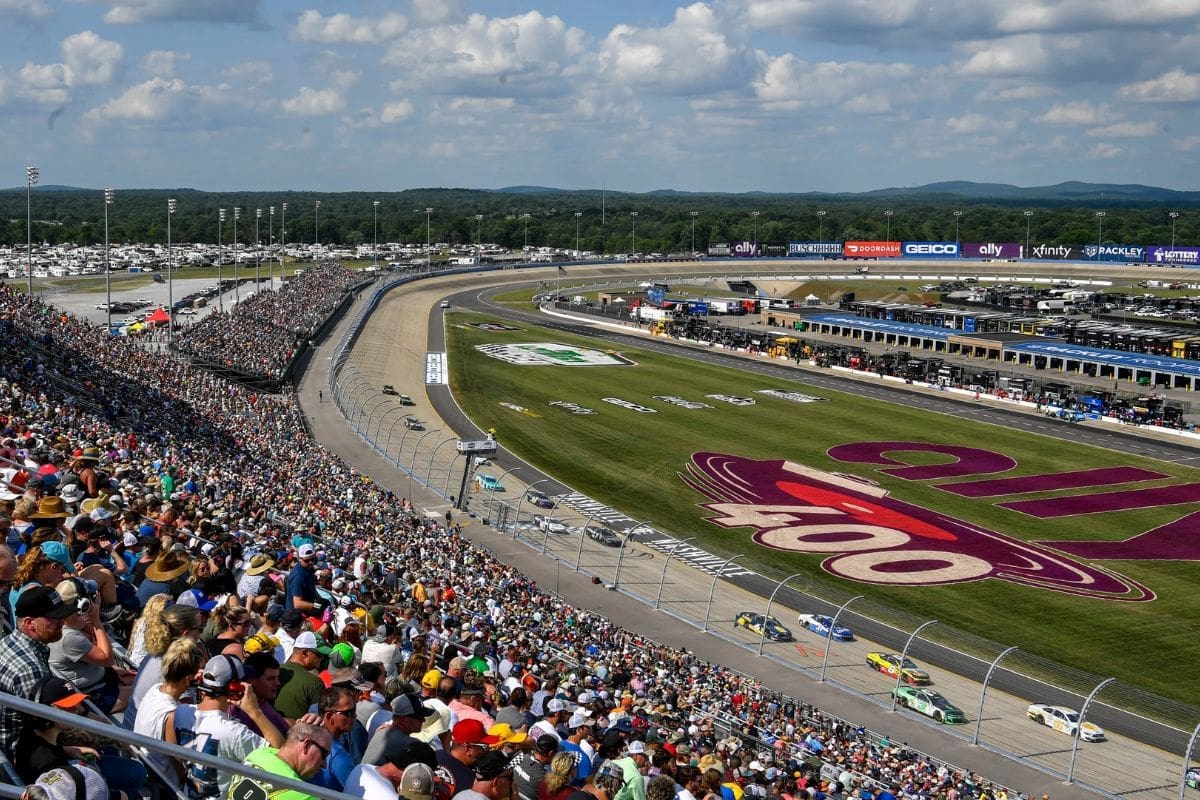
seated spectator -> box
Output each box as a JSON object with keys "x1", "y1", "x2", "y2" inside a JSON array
[
  {"x1": 48, "y1": 579, "x2": 134, "y2": 715},
  {"x1": 21, "y1": 764, "x2": 110, "y2": 800},
  {"x1": 132, "y1": 637, "x2": 206, "y2": 789},
  {"x1": 226, "y1": 722, "x2": 332, "y2": 800}
]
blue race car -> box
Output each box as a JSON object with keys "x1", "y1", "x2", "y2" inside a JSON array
[{"x1": 798, "y1": 613, "x2": 854, "y2": 641}]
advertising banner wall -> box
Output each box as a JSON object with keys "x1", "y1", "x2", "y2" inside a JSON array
[
  {"x1": 843, "y1": 241, "x2": 901, "y2": 258},
  {"x1": 1147, "y1": 246, "x2": 1200, "y2": 265},
  {"x1": 732, "y1": 241, "x2": 761, "y2": 257},
  {"x1": 902, "y1": 241, "x2": 960, "y2": 259},
  {"x1": 1083, "y1": 244, "x2": 1146, "y2": 262},
  {"x1": 788, "y1": 241, "x2": 843, "y2": 256},
  {"x1": 708, "y1": 243, "x2": 731, "y2": 257},
  {"x1": 1027, "y1": 244, "x2": 1079, "y2": 260},
  {"x1": 962, "y1": 242, "x2": 1022, "y2": 259}
]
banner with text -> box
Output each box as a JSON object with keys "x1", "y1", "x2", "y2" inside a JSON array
[
  {"x1": 843, "y1": 241, "x2": 901, "y2": 258},
  {"x1": 788, "y1": 241, "x2": 843, "y2": 257},
  {"x1": 1147, "y1": 246, "x2": 1200, "y2": 265},
  {"x1": 1027, "y1": 244, "x2": 1080, "y2": 260},
  {"x1": 962, "y1": 242, "x2": 1022, "y2": 259},
  {"x1": 1084, "y1": 244, "x2": 1145, "y2": 262},
  {"x1": 731, "y1": 241, "x2": 761, "y2": 257},
  {"x1": 902, "y1": 241, "x2": 960, "y2": 259}
]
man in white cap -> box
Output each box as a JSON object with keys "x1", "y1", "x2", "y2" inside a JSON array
[
  {"x1": 560, "y1": 713, "x2": 594, "y2": 784},
  {"x1": 285, "y1": 544, "x2": 322, "y2": 620},
  {"x1": 530, "y1": 698, "x2": 567, "y2": 742},
  {"x1": 612, "y1": 740, "x2": 648, "y2": 800}
]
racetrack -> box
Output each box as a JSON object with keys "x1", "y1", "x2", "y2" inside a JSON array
[{"x1": 310, "y1": 261, "x2": 1200, "y2": 800}]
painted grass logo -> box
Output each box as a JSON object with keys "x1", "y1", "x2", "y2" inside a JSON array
[
  {"x1": 470, "y1": 322, "x2": 522, "y2": 332},
  {"x1": 757, "y1": 389, "x2": 827, "y2": 404},
  {"x1": 476, "y1": 343, "x2": 636, "y2": 366},
  {"x1": 682, "y1": 448, "x2": 1156, "y2": 601}
]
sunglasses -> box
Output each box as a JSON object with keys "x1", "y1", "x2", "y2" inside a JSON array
[
  {"x1": 327, "y1": 707, "x2": 356, "y2": 718},
  {"x1": 307, "y1": 739, "x2": 330, "y2": 762}
]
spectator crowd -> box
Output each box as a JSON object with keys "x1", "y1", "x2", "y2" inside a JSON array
[
  {"x1": 176, "y1": 264, "x2": 364, "y2": 379},
  {"x1": 0, "y1": 279, "x2": 1028, "y2": 800}
]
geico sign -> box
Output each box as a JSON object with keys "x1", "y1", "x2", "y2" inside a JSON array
[{"x1": 903, "y1": 243, "x2": 958, "y2": 255}]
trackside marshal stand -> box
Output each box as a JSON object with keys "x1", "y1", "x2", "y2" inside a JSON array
[{"x1": 456, "y1": 439, "x2": 499, "y2": 513}]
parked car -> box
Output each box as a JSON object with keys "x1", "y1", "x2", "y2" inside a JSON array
[
  {"x1": 476, "y1": 474, "x2": 505, "y2": 492},
  {"x1": 584, "y1": 525, "x2": 621, "y2": 546},
  {"x1": 734, "y1": 612, "x2": 792, "y2": 642},
  {"x1": 866, "y1": 652, "x2": 931, "y2": 685},
  {"x1": 524, "y1": 489, "x2": 555, "y2": 508},
  {"x1": 533, "y1": 515, "x2": 568, "y2": 533},
  {"x1": 798, "y1": 613, "x2": 854, "y2": 641},
  {"x1": 1026, "y1": 704, "x2": 1105, "y2": 741},
  {"x1": 892, "y1": 687, "x2": 966, "y2": 724}
]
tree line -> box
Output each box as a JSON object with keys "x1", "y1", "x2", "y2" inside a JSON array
[{"x1": 0, "y1": 187, "x2": 1196, "y2": 254}]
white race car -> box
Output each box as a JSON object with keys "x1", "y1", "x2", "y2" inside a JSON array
[{"x1": 1026, "y1": 704, "x2": 1105, "y2": 741}]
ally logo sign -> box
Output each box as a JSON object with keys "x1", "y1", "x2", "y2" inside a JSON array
[
  {"x1": 677, "y1": 442, "x2": 1200, "y2": 601},
  {"x1": 476, "y1": 343, "x2": 636, "y2": 366}
]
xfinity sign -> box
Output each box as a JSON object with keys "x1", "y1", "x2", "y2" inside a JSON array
[{"x1": 902, "y1": 241, "x2": 959, "y2": 259}]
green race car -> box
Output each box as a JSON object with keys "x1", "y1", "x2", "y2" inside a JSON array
[{"x1": 892, "y1": 686, "x2": 967, "y2": 724}]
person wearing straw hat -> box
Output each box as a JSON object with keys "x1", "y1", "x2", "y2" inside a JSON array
[
  {"x1": 237, "y1": 554, "x2": 276, "y2": 613},
  {"x1": 135, "y1": 549, "x2": 191, "y2": 606}
]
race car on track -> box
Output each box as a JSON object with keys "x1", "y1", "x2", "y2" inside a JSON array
[
  {"x1": 734, "y1": 612, "x2": 792, "y2": 642},
  {"x1": 1026, "y1": 704, "x2": 1106, "y2": 741},
  {"x1": 797, "y1": 613, "x2": 853, "y2": 641},
  {"x1": 475, "y1": 474, "x2": 505, "y2": 492},
  {"x1": 866, "y1": 652, "x2": 931, "y2": 685},
  {"x1": 524, "y1": 489, "x2": 555, "y2": 508},
  {"x1": 584, "y1": 525, "x2": 621, "y2": 546},
  {"x1": 533, "y1": 515, "x2": 568, "y2": 534},
  {"x1": 892, "y1": 687, "x2": 966, "y2": 724}
]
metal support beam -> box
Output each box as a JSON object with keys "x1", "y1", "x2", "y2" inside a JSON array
[
  {"x1": 819, "y1": 595, "x2": 863, "y2": 682},
  {"x1": 703, "y1": 554, "x2": 745, "y2": 632},
  {"x1": 759, "y1": 572, "x2": 805, "y2": 655},
  {"x1": 972, "y1": 646, "x2": 1018, "y2": 745},
  {"x1": 655, "y1": 537, "x2": 695, "y2": 609}
]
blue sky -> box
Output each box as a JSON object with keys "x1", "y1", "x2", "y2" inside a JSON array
[{"x1": 5, "y1": 0, "x2": 1200, "y2": 193}]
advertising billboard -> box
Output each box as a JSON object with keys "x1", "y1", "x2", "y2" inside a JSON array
[
  {"x1": 731, "y1": 241, "x2": 761, "y2": 257},
  {"x1": 962, "y1": 242, "x2": 1022, "y2": 259},
  {"x1": 1147, "y1": 246, "x2": 1200, "y2": 266},
  {"x1": 902, "y1": 242, "x2": 960, "y2": 259},
  {"x1": 1027, "y1": 244, "x2": 1079, "y2": 260},
  {"x1": 707, "y1": 243, "x2": 731, "y2": 257},
  {"x1": 1083, "y1": 244, "x2": 1145, "y2": 262},
  {"x1": 788, "y1": 241, "x2": 843, "y2": 257},
  {"x1": 843, "y1": 241, "x2": 901, "y2": 258}
]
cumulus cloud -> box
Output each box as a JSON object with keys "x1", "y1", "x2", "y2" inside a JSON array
[
  {"x1": 1090, "y1": 142, "x2": 1123, "y2": 158},
  {"x1": 291, "y1": 10, "x2": 407, "y2": 44},
  {"x1": 382, "y1": 11, "x2": 586, "y2": 96},
  {"x1": 281, "y1": 86, "x2": 345, "y2": 116},
  {"x1": 16, "y1": 30, "x2": 123, "y2": 104},
  {"x1": 221, "y1": 60, "x2": 273, "y2": 86},
  {"x1": 946, "y1": 112, "x2": 1017, "y2": 135},
  {"x1": 103, "y1": 0, "x2": 265, "y2": 25},
  {"x1": 411, "y1": 0, "x2": 461, "y2": 25},
  {"x1": 1035, "y1": 101, "x2": 1116, "y2": 125},
  {"x1": 380, "y1": 100, "x2": 413, "y2": 122},
  {"x1": 1118, "y1": 69, "x2": 1200, "y2": 103},
  {"x1": 753, "y1": 53, "x2": 916, "y2": 112},
  {"x1": 141, "y1": 49, "x2": 190, "y2": 78},
  {"x1": 82, "y1": 76, "x2": 187, "y2": 124},
  {"x1": 0, "y1": 0, "x2": 50, "y2": 22},
  {"x1": 598, "y1": 3, "x2": 753, "y2": 93},
  {"x1": 1086, "y1": 121, "x2": 1159, "y2": 138}
]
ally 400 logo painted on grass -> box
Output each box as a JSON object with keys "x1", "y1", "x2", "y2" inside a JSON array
[
  {"x1": 676, "y1": 442, "x2": 1200, "y2": 601},
  {"x1": 476, "y1": 343, "x2": 636, "y2": 366}
]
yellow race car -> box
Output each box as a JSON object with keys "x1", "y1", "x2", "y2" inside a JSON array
[{"x1": 866, "y1": 652, "x2": 931, "y2": 685}]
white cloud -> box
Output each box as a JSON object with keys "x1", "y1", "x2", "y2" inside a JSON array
[
  {"x1": 141, "y1": 50, "x2": 190, "y2": 78},
  {"x1": 996, "y1": 0, "x2": 1200, "y2": 34},
  {"x1": 1118, "y1": 69, "x2": 1200, "y2": 103},
  {"x1": 1086, "y1": 121, "x2": 1159, "y2": 137},
  {"x1": 82, "y1": 76, "x2": 187, "y2": 124},
  {"x1": 61, "y1": 31, "x2": 123, "y2": 85},
  {"x1": 946, "y1": 112, "x2": 1016, "y2": 135},
  {"x1": 380, "y1": 100, "x2": 413, "y2": 123},
  {"x1": 382, "y1": 11, "x2": 586, "y2": 96},
  {"x1": 0, "y1": 0, "x2": 50, "y2": 21},
  {"x1": 598, "y1": 3, "x2": 752, "y2": 93},
  {"x1": 1090, "y1": 142, "x2": 1123, "y2": 158},
  {"x1": 1035, "y1": 100, "x2": 1116, "y2": 125},
  {"x1": 1173, "y1": 135, "x2": 1200, "y2": 151},
  {"x1": 102, "y1": 0, "x2": 264, "y2": 26},
  {"x1": 754, "y1": 53, "x2": 916, "y2": 112},
  {"x1": 958, "y1": 34, "x2": 1053, "y2": 78},
  {"x1": 291, "y1": 10, "x2": 407, "y2": 44},
  {"x1": 221, "y1": 61, "x2": 272, "y2": 86},
  {"x1": 410, "y1": 0, "x2": 461, "y2": 25},
  {"x1": 17, "y1": 62, "x2": 69, "y2": 104},
  {"x1": 281, "y1": 86, "x2": 345, "y2": 116}
]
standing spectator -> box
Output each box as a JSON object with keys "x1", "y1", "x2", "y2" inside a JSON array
[
  {"x1": 539, "y1": 752, "x2": 579, "y2": 800},
  {"x1": 285, "y1": 544, "x2": 321, "y2": 619},
  {"x1": 560, "y1": 715, "x2": 593, "y2": 784},
  {"x1": 0, "y1": 586, "x2": 75, "y2": 760},
  {"x1": 612, "y1": 741, "x2": 649, "y2": 800}
]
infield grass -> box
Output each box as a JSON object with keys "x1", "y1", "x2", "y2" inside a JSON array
[{"x1": 447, "y1": 311, "x2": 1200, "y2": 703}]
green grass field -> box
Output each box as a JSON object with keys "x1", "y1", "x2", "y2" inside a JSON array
[{"x1": 446, "y1": 311, "x2": 1200, "y2": 703}]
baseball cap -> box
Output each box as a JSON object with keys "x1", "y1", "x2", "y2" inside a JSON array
[
  {"x1": 293, "y1": 631, "x2": 332, "y2": 655},
  {"x1": 452, "y1": 718, "x2": 501, "y2": 746},
  {"x1": 382, "y1": 738, "x2": 438, "y2": 770},
  {"x1": 30, "y1": 765, "x2": 107, "y2": 800},
  {"x1": 199, "y1": 654, "x2": 245, "y2": 692},
  {"x1": 36, "y1": 676, "x2": 89, "y2": 709},
  {"x1": 279, "y1": 609, "x2": 304, "y2": 629},
  {"x1": 329, "y1": 642, "x2": 356, "y2": 669},
  {"x1": 628, "y1": 741, "x2": 647, "y2": 755},
  {"x1": 391, "y1": 693, "x2": 435, "y2": 719},
  {"x1": 122, "y1": 532, "x2": 139, "y2": 547},
  {"x1": 546, "y1": 698, "x2": 567, "y2": 713},
  {"x1": 399, "y1": 763, "x2": 434, "y2": 800},
  {"x1": 487, "y1": 723, "x2": 529, "y2": 746},
  {"x1": 421, "y1": 669, "x2": 443, "y2": 690},
  {"x1": 38, "y1": 541, "x2": 76, "y2": 575},
  {"x1": 297, "y1": 543, "x2": 317, "y2": 560},
  {"x1": 535, "y1": 734, "x2": 559, "y2": 755},
  {"x1": 473, "y1": 750, "x2": 514, "y2": 781},
  {"x1": 568, "y1": 713, "x2": 593, "y2": 730},
  {"x1": 15, "y1": 586, "x2": 75, "y2": 620}
]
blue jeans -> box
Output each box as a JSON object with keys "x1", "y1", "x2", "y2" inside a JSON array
[{"x1": 96, "y1": 749, "x2": 147, "y2": 800}]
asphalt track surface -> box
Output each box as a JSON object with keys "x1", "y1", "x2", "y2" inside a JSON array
[{"x1": 298, "y1": 263, "x2": 1200, "y2": 800}]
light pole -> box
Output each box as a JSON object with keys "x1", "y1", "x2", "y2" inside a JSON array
[
  {"x1": 630, "y1": 211, "x2": 638, "y2": 255},
  {"x1": 1170, "y1": 211, "x2": 1180, "y2": 248},
  {"x1": 104, "y1": 188, "x2": 114, "y2": 332},
  {"x1": 233, "y1": 207, "x2": 241, "y2": 302},
  {"x1": 25, "y1": 165, "x2": 38, "y2": 294},
  {"x1": 752, "y1": 210, "x2": 760, "y2": 248},
  {"x1": 373, "y1": 200, "x2": 380, "y2": 269},
  {"x1": 522, "y1": 213, "x2": 530, "y2": 252},
  {"x1": 574, "y1": 211, "x2": 582, "y2": 257},
  {"x1": 280, "y1": 202, "x2": 287, "y2": 280},
  {"x1": 268, "y1": 205, "x2": 275, "y2": 287},
  {"x1": 167, "y1": 198, "x2": 177, "y2": 348},
  {"x1": 690, "y1": 211, "x2": 699, "y2": 254},
  {"x1": 884, "y1": 209, "x2": 893, "y2": 243},
  {"x1": 425, "y1": 207, "x2": 433, "y2": 269},
  {"x1": 1096, "y1": 211, "x2": 1106, "y2": 249},
  {"x1": 817, "y1": 209, "x2": 826, "y2": 240},
  {"x1": 314, "y1": 200, "x2": 321, "y2": 260},
  {"x1": 255, "y1": 208, "x2": 262, "y2": 287},
  {"x1": 217, "y1": 209, "x2": 226, "y2": 312},
  {"x1": 1024, "y1": 210, "x2": 1033, "y2": 257},
  {"x1": 953, "y1": 210, "x2": 962, "y2": 245},
  {"x1": 474, "y1": 214, "x2": 483, "y2": 261}
]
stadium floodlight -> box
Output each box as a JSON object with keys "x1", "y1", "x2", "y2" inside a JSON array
[
  {"x1": 690, "y1": 211, "x2": 699, "y2": 254},
  {"x1": 884, "y1": 210, "x2": 894, "y2": 244},
  {"x1": 631, "y1": 211, "x2": 638, "y2": 256},
  {"x1": 953, "y1": 210, "x2": 962, "y2": 245},
  {"x1": 234, "y1": 207, "x2": 242, "y2": 302},
  {"x1": 373, "y1": 200, "x2": 380, "y2": 269},
  {"x1": 167, "y1": 198, "x2": 177, "y2": 348},
  {"x1": 816, "y1": 209, "x2": 826, "y2": 241},
  {"x1": 1170, "y1": 211, "x2": 1180, "y2": 248},
  {"x1": 1024, "y1": 210, "x2": 1033, "y2": 257},
  {"x1": 218, "y1": 208, "x2": 226, "y2": 312},
  {"x1": 1096, "y1": 211, "x2": 1106, "y2": 249},
  {"x1": 104, "y1": 189, "x2": 114, "y2": 331},
  {"x1": 25, "y1": 165, "x2": 38, "y2": 294}
]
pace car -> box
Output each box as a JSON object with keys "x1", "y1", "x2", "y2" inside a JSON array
[
  {"x1": 866, "y1": 652, "x2": 932, "y2": 685},
  {"x1": 798, "y1": 613, "x2": 854, "y2": 641},
  {"x1": 892, "y1": 687, "x2": 966, "y2": 724},
  {"x1": 1026, "y1": 704, "x2": 1106, "y2": 742},
  {"x1": 734, "y1": 612, "x2": 793, "y2": 642}
]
